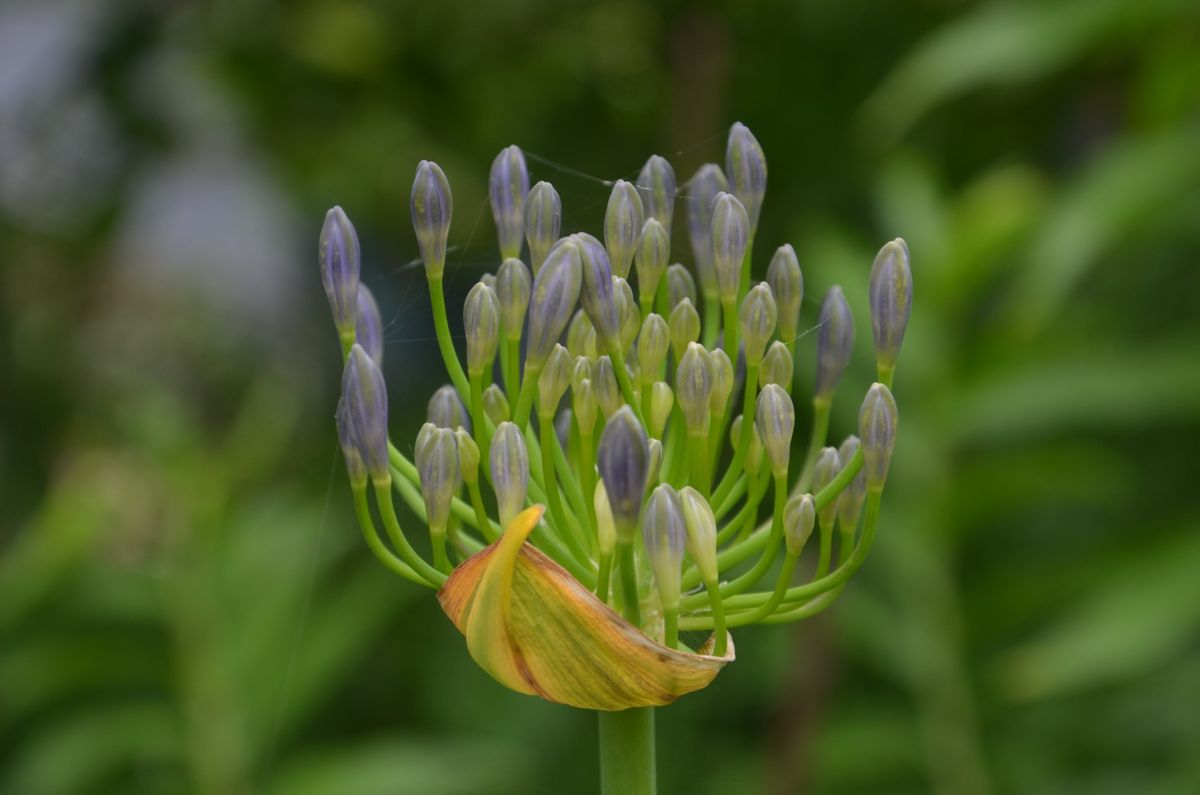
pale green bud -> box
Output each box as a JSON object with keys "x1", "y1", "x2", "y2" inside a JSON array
[
  {"x1": 415, "y1": 423, "x2": 461, "y2": 531},
  {"x1": 635, "y1": 218, "x2": 670, "y2": 307},
  {"x1": 678, "y1": 486, "x2": 718, "y2": 583},
  {"x1": 594, "y1": 481, "x2": 617, "y2": 556},
  {"x1": 711, "y1": 192, "x2": 749, "y2": 304},
  {"x1": 637, "y1": 154, "x2": 676, "y2": 229},
  {"x1": 859, "y1": 382, "x2": 898, "y2": 491},
  {"x1": 668, "y1": 298, "x2": 701, "y2": 362},
  {"x1": 604, "y1": 179, "x2": 644, "y2": 279},
  {"x1": 636, "y1": 313, "x2": 669, "y2": 383},
  {"x1": 496, "y1": 257, "x2": 531, "y2": 342},
  {"x1": 456, "y1": 428, "x2": 480, "y2": 485},
  {"x1": 708, "y1": 347, "x2": 734, "y2": 418},
  {"x1": 869, "y1": 238, "x2": 912, "y2": 378},
  {"x1": 482, "y1": 383, "x2": 510, "y2": 426},
  {"x1": 527, "y1": 237, "x2": 583, "y2": 367},
  {"x1": 614, "y1": 276, "x2": 640, "y2": 353},
  {"x1": 410, "y1": 161, "x2": 452, "y2": 278},
  {"x1": 643, "y1": 484, "x2": 686, "y2": 608},
  {"x1": 676, "y1": 342, "x2": 714, "y2": 434},
  {"x1": 489, "y1": 145, "x2": 529, "y2": 260},
  {"x1": 647, "y1": 438, "x2": 663, "y2": 486},
  {"x1": 815, "y1": 286, "x2": 854, "y2": 401},
  {"x1": 666, "y1": 263, "x2": 697, "y2": 311},
  {"x1": 783, "y1": 493, "x2": 816, "y2": 556},
  {"x1": 837, "y1": 435, "x2": 867, "y2": 532},
  {"x1": 767, "y1": 244, "x2": 802, "y2": 344},
  {"x1": 573, "y1": 377, "x2": 597, "y2": 436},
  {"x1": 539, "y1": 344, "x2": 573, "y2": 418},
  {"x1": 525, "y1": 181, "x2": 562, "y2": 274},
  {"x1": 739, "y1": 282, "x2": 777, "y2": 365},
  {"x1": 759, "y1": 340, "x2": 793, "y2": 392},
  {"x1": 566, "y1": 308, "x2": 594, "y2": 359},
  {"x1": 812, "y1": 446, "x2": 842, "y2": 531},
  {"x1": 593, "y1": 355, "x2": 622, "y2": 419},
  {"x1": 490, "y1": 421, "x2": 530, "y2": 526},
  {"x1": 649, "y1": 381, "x2": 673, "y2": 439},
  {"x1": 755, "y1": 384, "x2": 794, "y2": 477},
  {"x1": 464, "y1": 281, "x2": 501, "y2": 377},
  {"x1": 730, "y1": 414, "x2": 765, "y2": 475},
  {"x1": 725, "y1": 122, "x2": 767, "y2": 235},
  {"x1": 427, "y1": 384, "x2": 469, "y2": 431},
  {"x1": 685, "y1": 163, "x2": 728, "y2": 296}
]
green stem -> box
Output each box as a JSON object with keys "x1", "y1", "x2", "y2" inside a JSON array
[
  {"x1": 711, "y1": 361, "x2": 761, "y2": 505},
  {"x1": 609, "y1": 346, "x2": 645, "y2": 425},
  {"x1": 540, "y1": 414, "x2": 592, "y2": 564},
  {"x1": 372, "y1": 481, "x2": 447, "y2": 586},
  {"x1": 721, "y1": 298, "x2": 739, "y2": 360},
  {"x1": 504, "y1": 335, "x2": 521, "y2": 399},
  {"x1": 427, "y1": 274, "x2": 470, "y2": 398},
  {"x1": 687, "y1": 432, "x2": 711, "y2": 498},
  {"x1": 703, "y1": 576, "x2": 727, "y2": 655},
  {"x1": 663, "y1": 605, "x2": 679, "y2": 649},
  {"x1": 352, "y1": 484, "x2": 432, "y2": 587},
  {"x1": 616, "y1": 540, "x2": 642, "y2": 627},
  {"x1": 465, "y1": 479, "x2": 498, "y2": 542},
  {"x1": 701, "y1": 291, "x2": 720, "y2": 348},
  {"x1": 796, "y1": 397, "x2": 831, "y2": 492},
  {"x1": 595, "y1": 551, "x2": 613, "y2": 601},
  {"x1": 511, "y1": 361, "x2": 541, "y2": 429},
  {"x1": 598, "y1": 707, "x2": 656, "y2": 795}
]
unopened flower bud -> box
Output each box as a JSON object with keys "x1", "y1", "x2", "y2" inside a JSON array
[
  {"x1": 649, "y1": 381, "x2": 673, "y2": 439},
  {"x1": 415, "y1": 423, "x2": 460, "y2": 531},
  {"x1": 427, "y1": 384, "x2": 469, "y2": 431},
  {"x1": 637, "y1": 313, "x2": 669, "y2": 383},
  {"x1": 725, "y1": 122, "x2": 767, "y2": 235},
  {"x1": 755, "y1": 384, "x2": 794, "y2": 477},
  {"x1": 482, "y1": 383, "x2": 510, "y2": 425},
  {"x1": 464, "y1": 281, "x2": 501, "y2": 377},
  {"x1": 526, "y1": 238, "x2": 583, "y2": 367},
  {"x1": 708, "y1": 348, "x2": 734, "y2": 418},
  {"x1": 859, "y1": 382, "x2": 898, "y2": 491},
  {"x1": 596, "y1": 406, "x2": 650, "y2": 541},
  {"x1": 604, "y1": 180, "x2": 644, "y2": 279},
  {"x1": 573, "y1": 377, "x2": 597, "y2": 436},
  {"x1": 740, "y1": 282, "x2": 778, "y2": 364},
  {"x1": 496, "y1": 258, "x2": 532, "y2": 342},
  {"x1": 354, "y1": 283, "x2": 384, "y2": 366},
  {"x1": 783, "y1": 493, "x2": 816, "y2": 556},
  {"x1": 676, "y1": 342, "x2": 714, "y2": 434},
  {"x1": 335, "y1": 398, "x2": 367, "y2": 487},
  {"x1": 814, "y1": 286, "x2": 855, "y2": 401},
  {"x1": 869, "y1": 238, "x2": 912, "y2": 380},
  {"x1": 635, "y1": 218, "x2": 670, "y2": 307},
  {"x1": 525, "y1": 181, "x2": 562, "y2": 274},
  {"x1": 730, "y1": 414, "x2": 764, "y2": 475},
  {"x1": 767, "y1": 244, "x2": 802, "y2": 345},
  {"x1": 593, "y1": 355, "x2": 622, "y2": 419},
  {"x1": 678, "y1": 486, "x2": 718, "y2": 583},
  {"x1": 410, "y1": 161, "x2": 453, "y2": 277},
  {"x1": 643, "y1": 484, "x2": 686, "y2": 607},
  {"x1": 320, "y1": 206, "x2": 360, "y2": 335},
  {"x1": 614, "y1": 276, "x2": 640, "y2": 352},
  {"x1": 566, "y1": 309, "x2": 593, "y2": 359},
  {"x1": 647, "y1": 438, "x2": 663, "y2": 486},
  {"x1": 686, "y1": 164, "x2": 728, "y2": 296},
  {"x1": 837, "y1": 435, "x2": 867, "y2": 532},
  {"x1": 594, "y1": 481, "x2": 617, "y2": 556},
  {"x1": 759, "y1": 340, "x2": 793, "y2": 391},
  {"x1": 637, "y1": 154, "x2": 676, "y2": 229},
  {"x1": 538, "y1": 344, "x2": 572, "y2": 417},
  {"x1": 711, "y1": 192, "x2": 749, "y2": 303},
  {"x1": 575, "y1": 232, "x2": 619, "y2": 349},
  {"x1": 456, "y1": 428, "x2": 480, "y2": 485},
  {"x1": 489, "y1": 145, "x2": 530, "y2": 259},
  {"x1": 812, "y1": 446, "x2": 843, "y2": 531},
  {"x1": 666, "y1": 263, "x2": 697, "y2": 311},
  {"x1": 341, "y1": 345, "x2": 389, "y2": 482},
  {"x1": 489, "y1": 421, "x2": 530, "y2": 526},
  {"x1": 667, "y1": 298, "x2": 700, "y2": 362}
]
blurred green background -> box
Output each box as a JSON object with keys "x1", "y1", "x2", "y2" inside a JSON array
[{"x1": 2, "y1": 1, "x2": 1199, "y2": 793}]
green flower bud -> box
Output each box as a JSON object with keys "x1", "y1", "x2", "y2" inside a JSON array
[
  {"x1": 643, "y1": 484, "x2": 686, "y2": 608},
  {"x1": 686, "y1": 164, "x2": 728, "y2": 296},
  {"x1": 427, "y1": 384, "x2": 470, "y2": 432},
  {"x1": 666, "y1": 263, "x2": 698, "y2": 311},
  {"x1": 812, "y1": 446, "x2": 842, "y2": 531},
  {"x1": 538, "y1": 344, "x2": 573, "y2": 417},
  {"x1": 496, "y1": 257, "x2": 532, "y2": 342},
  {"x1": 593, "y1": 355, "x2": 622, "y2": 419},
  {"x1": 759, "y1": 340, "x2": 793, "y2": 392},
  {"x1": 482, "y1": 383, "x2": 510, "y2": 425},
  {"x1": 668, "y1": 298, "x2": 701, "y2": 362},
  {"x1": 767, "y1": 244, "x2": 802, "y2": 345},
  {"x1": 635, "y1": 218, "x2": 670, "y2": 307},
  {"x1": 335, "y1": 398, "x2": 367, "y2": 487},
  {"x1": 708, "y1": 347, "x2": 734, "y2": 419},
  {"x1": 869, "y1": 238, "x2": 912, "y2": 379},
  {"x1": 594, "y1": 481, "x2": 617, "y2": 557},
  {"x1": 730, "y1": 414, "x2": 765, "y2": 476},
  {"x1": 597, "y1": 406, "x2": 650, "y2": 541},
  {"x1": 604, "y1": 179, "x2": 644, "y2": 279},
  {"x1": 678, "y1": 485, "x2": 718, "y2": 584},
  {"x1": 415, "y1": 423, "x2": 461, "y2": 531},
  {"x1": 573, "y1": 377, "x2": 597, "y2": 436},
  {"x1": 456, "y1": 428, "x2": 480, "y2": 485},
  {"x1": 636, "y1": 314, "x2": 669, "y2": 382},
  {"x1": 490, "y1": 421, "x2": 530, "y2": 526},
  {"x1": 566, "y1": 308, "x2": 594, "y2": 359},
  {"x1": 814, "y1": 286, "x2": 855, "y2": 401},
  {"x1": 676, "y1": 342, "x2": 714, "y2": 434},
  {"x1": 837, "y1": 435, "x2": 867, "y2": 532},
  {"x1": 755, "y1": 384, "x2": 794, "y2": 477},
  {"x1": 410, "y1": 161, "x2": 453, "y2": 278},
  {"x1": 614, "y1": 276, "x2": 640, "y2": 353},
  {"x1": 783, "y1": 493, "x2": 815, "y2": 556},
  {"x1": 711, "y1": 192, "x2": 749, "y2": 305},
  {"x1": 489, "y1": 145, "x2": 530, "y2": 260},
  {"x1": 725, "y1": 122, "x2": 767, "y2": 235},
  {"x1": 464, "y1": 281, "x2": 501, "y2": 377},
  {"x1": 320, "y1": 206, "x2": 360, "y2": 336},
  {"x1": 571, "y1": 355, "x2": 592, "y2": 392},
  {"x1": 354, "y1": 283, "x2": 383, "y2": 366},
  {"x1": 525, "y1": 181, "x2": 562, "y2": 274},
  {"x1": 575, "y1": 232, "x2": 620, "y2": 349},
  {"x1": 739, "y1": 282, "x2": 778, "y2": 365},
  {"x1": 859, "y1": 382, "x2": 898, "y2": 491},
  {"x1": 637, "y1": 154, "x2": 676, "y2": 229},
  {"x1": 647, "y1": 438, "x2": 664, "y2": 486},
  {"x1": 649, "y1": 381, "x2": 673, "y2": 439},
  {"x1": 527, "y1": 238, "x2": 583, "y2": 367}
]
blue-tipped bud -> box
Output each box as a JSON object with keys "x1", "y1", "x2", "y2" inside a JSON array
[
  {"x1": 676, "y1": 342, "x2": 714, "y2": 434},
  {"x1": 410, "y1": 161, "x2": 453, "y2": 278},
  {"x1": 740, "y1": 282, "x2": 778, "y2": 365},
  {"x1": 613, "y1": 276, "x2": 640, "y2": 353},
  {"x1": 767, "y1": 244, "x2": 803, "y2": 345},
  {"x1": 489, "y1": 145, "x2": 530, "y2": 260},
  {"x1": 415, "y1": 423, "x2": 461, "y2": 531},
  {"x1": 708, "y1": 347, "x2": 734, "y2": 418},
  {"x1": 456, "y1": 428, "x2": 481, "y2": 486},
  {"x1": 637, "y1": 313, "x2": 669, "y2": 382},
  {"x1": 593, "y1": 355, "x2": 622, "y2": 419},
  {"x1": 538, "y1": 344, "x2": 573, "y2": 417},
  {"x1": 635, "y1": 218, "x2": 670, "y2": 307},
  {"x1": 837, "y1": 435, "x2": 867, "y2": 532},
  {"x1": 489, "y1": 421, "x2": 530, "y2": 526},
  {"x1": 575, "y1": 232, "x2": 620, "y2": 349},
  {"x1": 649, "y1": 381, "x2": 673, "y2": 440},
  {"x1": 812, "y1": 446, "x2": 843, "y2": 531},
  {"x1": 354, "y1": 283, "x2": 384, "y2": 366},
  {"x1": 464, "y1": 281, "x2": 501, "y2": 377},
  {"x1": 597, "y1": 405, "x2": 650, "y2": 541},
  {"x1": 814, "y1": 286, "x2": 855, "y2": 401},
  {"x1": 859, "y1": 382, "x2": 898, "y2": 491},
  {"x1": 320, "y1": 206, "x2": 361, "y2": 336},
  {"x1": 668, "y1": 298, "x2": 701, "y2": 362},
  {"x1": 711, "y1": 192, "x2": 749, "y2": 304},
  {"x1": 604, "y1": 180, "x2": 645, "y2": 279},
  {"x1": 526, "y1": 238, "x2": 583, "y2": 367},
  {"x1": 643, "y1": 484, "x2": 686, "y2": 608},
  {"x1": 482, "y1": 383, "x2": 510, "y2": 425},
  {"x1": 755, "y1": 383, "x2": 794, "y2": 477},
  {"x1": 725, "y1": 122, "x2": 768, "y2": 235},
  {"x1": 335, "y1": 398, "x2": 368, "y2": 487},
  {"x1": 496, "y1": 258, "x2": 532, "y2": 342},
  {"x1": 869, "y1": 238, "x2": 912, "y2": 380},
  {"x1": 666, "y1": 263, "x2": 698, "y2": 311},
  {"x1": 341, "y1": 344, "x2": 389, "y2": 482},
  {"x1": 525, "y1": 181, "x2": 562, "y2": 274},
  {"x1": 686, "y1": 164, "x2": 729, "y2": 296},
  {"x1": 783, "y1": 493, "x2": 816, "y2": 556},
  {"x1": 678, "y1": 486, "x2": 718, "y2": 583},
  {"x1": 427, "y1": 384, "x2": 470, "y2": 432},
  {"x1": 760, "y1": 340, "x2": 793, "y2": 392},
  {"x1": 637, "y1": 154, "x2": 677, "y2": 229}
]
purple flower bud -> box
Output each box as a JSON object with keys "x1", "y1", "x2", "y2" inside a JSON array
[
  {"x1": 464, "y1": 281, "x2": 500, "y2": 377},
  {"x1": 635, "y1": 218, "x2": 670, "y2": 307},
  {"x1": 686, "y1": 164, "x2": 728, "y2": 296},
  {"x1": 526, "y1": 238, "x2": 583, "y2": 367},
  {"x1": 637, "y1": 154, "x2": 677, "y2": 229},
  {"x1": 767, "y1": 244, "x2": 803, "y2": 344},
  {"x1": 676, "y1": 342, "x2": 714, "y2": 434},
  {"x1": 525, "y1": 181, "x2": 562, "y2": 274},
  {"x1": 341, "y1": 344, "x2": 389, "y2": 482},
  {"x1": 597, "y1": 405, "x2": 650, "y2": 541},
  {"x1": 869, "y1": 238, "x2": 912, "y2": 379},
  {"x1": 415, "y1": 422, "x2": 461, "y2": 531},
  {"x1": 427, "y1": 384, "x2": 470, "y2": 432},
  {"x1": 319, "y1": 206, "x2": 360, "y2": 335},
  {"x1": 574, "y1": 232, "x2": 620, "y2": 349},
  {"x1": 837, "y1": 435, "x2": 867, "y2": 531},
  {"x1": 604, "y1": 179, "x2": 644, "y2": 279},
  {"x1": 668, "y1": 299, "x2": 701, "y2": 362},
  {"x1": 812, "y1": 446, "x2": 843, "y2": 531},
  {"x1": 739, "y1": 282, "x2": 778, "y2": 365},
  {"x1": 354, "y1": 283, "x2": 384, "y2": 366},
  {"x1": 643, "y1": 484, "x2": 686, "y2": 607},
  {"x1": 783, "y1": 493, "x2": 815, "y2": 556},
  {"x1": 725, "y1": 122, "x2": 768, "y2": 235},
  {"x1": 496, "y1": 258, "x2": 531, "y2": 342},
  {"x1": 490, "y1": 145, "x2": 530, "y2": 260},
  {"x1": 755, "y1": 383, "x2": 794, "y2": 477},
  {"x1": 410, "y1": 161, "x2": 453, "y2": 278},
  {"x1": 335, "y1": 398, "x2": 367, "y2": 486},
  {"x1": 711, "y1": 192, "x2": 749, "y2": 303},
  {"x1": 666, "y1": 263, "x2": 697, "y2": 311},
  {"x1": 489, "y1": 421, "x2": 530, "y2": 526},
  {"x1": 814, "y1": 286, "x2": 855, "y2": 401},
  {"x1": 859, "y1": 382, "x2": 898, "y2": 491}
]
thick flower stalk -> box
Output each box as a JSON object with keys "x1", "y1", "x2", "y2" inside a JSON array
[{"x1": 322, "y1": 124, "x2": 910, "y2": 795}]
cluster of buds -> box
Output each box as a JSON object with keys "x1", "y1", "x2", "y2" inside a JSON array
[{"x1": 323, "y1": 124, "x2": 911, "y2": 710}]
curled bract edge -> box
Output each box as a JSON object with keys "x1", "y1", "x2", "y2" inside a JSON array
[{"x1": 438, "y1": 506, "x2": 735, "y2": 711}]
